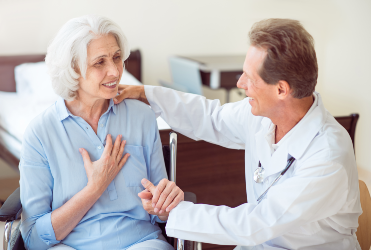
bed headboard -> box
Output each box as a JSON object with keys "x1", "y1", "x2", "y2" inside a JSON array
[{"x1": 0, "y1": 49, "x2": 142, "y2": 92}]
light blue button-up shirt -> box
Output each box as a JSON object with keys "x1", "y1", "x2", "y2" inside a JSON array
[{"x1": 19, "y1": 97, "x2": 168, "y2": 250}]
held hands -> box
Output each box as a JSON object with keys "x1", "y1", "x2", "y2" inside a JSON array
[
  {"x1": 113, "y1": 85, "x2": 149, "y2": 105},
  {"x1": 138, "y1": 178, "x2": 184, "y2": 221},
  {"x1": 79, "y1": 134, "x2": 130, "y2": 195}
]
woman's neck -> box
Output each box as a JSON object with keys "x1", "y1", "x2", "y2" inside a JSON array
[{"x1": 65, "y1": 96, "x2": 110, "y2": 134}]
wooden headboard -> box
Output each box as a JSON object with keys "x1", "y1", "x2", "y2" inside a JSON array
[{"x1": 0, "y1": 49, "x2": 142, "y2": 92}]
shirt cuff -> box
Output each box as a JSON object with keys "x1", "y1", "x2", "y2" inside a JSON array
[
  {"x1": 35, "y1": 212, "x2": 60, "y2": 246},
  {"x1": 155, "y1": 215, "x2": 168, "y2": 223}
]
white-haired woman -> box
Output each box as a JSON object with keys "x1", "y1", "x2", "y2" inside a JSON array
[{"x1": 19, "y1": 15, "x2": 182, "y2": 250}]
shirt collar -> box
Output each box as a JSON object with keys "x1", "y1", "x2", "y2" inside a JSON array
[{"x1": 55, "y1": 97, "x2": 117, "y2": 121}]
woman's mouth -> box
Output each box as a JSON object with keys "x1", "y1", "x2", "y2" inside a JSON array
[
  {"x1": 248, "y1": 97, "x2": 255, "y2": 103},
  {"x1": 103, "y1": 81, "x2": 117, "y2": 89}
]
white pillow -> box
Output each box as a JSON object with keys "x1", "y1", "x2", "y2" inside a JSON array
[
  {"x1": 15, "y1": 61, "x2": 56, "y2": 99},
  {"x1": 15, "y1": 61, "x2": 142, "y2": 97}
]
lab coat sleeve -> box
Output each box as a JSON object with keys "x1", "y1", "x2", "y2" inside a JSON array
[
  {"x1": 144, "y1": 86, "x2": 248, "y2": 149},
  {"x1": 165, "y1": 149, "x2": 349, "y2": 246}
]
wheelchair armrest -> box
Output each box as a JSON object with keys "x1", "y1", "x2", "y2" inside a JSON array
[
  {"x1": 0, "y1": 187, "x2": 22, "y2": 222},
  {"x1": 184, "y1": 192, "x2": 197, "y2": 204}
]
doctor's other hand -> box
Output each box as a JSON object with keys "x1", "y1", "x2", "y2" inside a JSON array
[
  {"x1": 138, "y1": 178, "x2": 184, "y2": 220},
  {"x1": 79, "y1": 134, "x2": 130, "y2": 196},
  {"x1": 114, "y1": 85, "x2": 149, "y2": 105}
]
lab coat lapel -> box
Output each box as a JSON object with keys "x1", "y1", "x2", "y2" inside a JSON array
[
  {"x1": 287, "y1": 92, "x2": 326, "y2": 160},
  {"x1": 254, "y1": 92, "x2": 326, "y2": 177},
  {"x1": 255, "y1": 117, "x2": 272, "y2": 170},
  {"x1": 264, "y1": 143, "x2": 289, "y2": 177}
]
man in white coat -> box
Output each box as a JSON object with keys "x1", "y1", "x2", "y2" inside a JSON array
[{"x1": 116, "y1": 19, "x2": 362, "y2": 249}]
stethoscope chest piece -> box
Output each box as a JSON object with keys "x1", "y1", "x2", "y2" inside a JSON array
[{"x1": 254, "y1": 162, "x2": 265, "y2": 183}]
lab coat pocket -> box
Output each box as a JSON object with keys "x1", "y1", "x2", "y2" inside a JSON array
[
  {"x1": 290, "y1": 221, "x2": 321, "y2": 235},
  {"x1": 122, "y1": 145, "x2": 148, "y2": 187}
]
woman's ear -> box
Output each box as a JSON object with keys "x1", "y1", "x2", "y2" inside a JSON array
[{"x1": 277, "y1": 80, "x2": 291, "y2": 100}]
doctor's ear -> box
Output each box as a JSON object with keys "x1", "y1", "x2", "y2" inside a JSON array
[{"x1": 276, "y1": 80, "x2": 292, "y2": 100}]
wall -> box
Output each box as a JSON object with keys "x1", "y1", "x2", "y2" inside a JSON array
[{"x1": 0, "y1": 0, "x2": 371, "y2": 185}]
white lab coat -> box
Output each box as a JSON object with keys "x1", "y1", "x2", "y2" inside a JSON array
[{"x1": 144, "y1": 86, "x2": 362, "y2": 250}]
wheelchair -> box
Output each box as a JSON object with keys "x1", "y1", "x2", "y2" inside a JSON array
[{"x1": 0, "y1": 132, "x2": 201, "y2": 250}]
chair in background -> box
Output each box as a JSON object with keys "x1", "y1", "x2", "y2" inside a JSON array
[
  {"x1": 0, "y1": 132, "x2": 200, "y2": 250},
  {"x1": 334, "y1": 113, "x2": 359, "y2": 149},
  {"x1": 356, "y1": 180, "x2": 371, "y2": 250},
  {"x1": 159, "y1": 56, "x2": 203, "y2": 95}
]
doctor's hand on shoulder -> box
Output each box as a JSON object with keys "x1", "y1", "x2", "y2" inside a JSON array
[
  {"x1": 114, "y1": 85, "x2": 149, "y2": 105},
  {"x1": 138, "y1": 178, "x2": 184, "y2": 221}
]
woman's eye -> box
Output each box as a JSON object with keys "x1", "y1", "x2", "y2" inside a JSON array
[
  {"x1": 114, "y1": 55, "x2": 121, "y2": 60},
  {"x1": 95, "y1": 60, "x2": 104, "y2": 66}
]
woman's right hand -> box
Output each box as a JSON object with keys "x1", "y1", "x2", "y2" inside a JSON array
[{"x1": 79, "y1": 134, "x2": 130, "y2": 195}]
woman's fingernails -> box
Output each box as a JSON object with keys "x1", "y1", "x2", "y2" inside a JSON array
[
  {"x1": 159, "y1": 210, "x2": 163, "y2": 214},
  {"x1": 152, "y1": 203, "x2": 155, "y2": 208},
  {"x1": 154, "y1": 208, "x2": 159, "y2": 213},
  {"x1": 114, "y1": 98, "x2": 118, "y2": 103},
  {"x1": 166, "y1": 208, "x2": 170, "y2": 212}
]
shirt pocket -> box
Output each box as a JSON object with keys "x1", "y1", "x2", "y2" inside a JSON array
[{"x1": 121, "y1": 145, "x2": 148, "y2": 187}]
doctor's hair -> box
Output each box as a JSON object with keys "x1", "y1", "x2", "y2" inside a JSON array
[
  {"x1": 45, "y1": 15, "x2": 130, "y2": 101},
  {"x1": 249, "y1": 18, "x2": 318, "y2": 99}
]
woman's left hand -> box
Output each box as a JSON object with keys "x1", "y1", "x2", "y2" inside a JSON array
[{"x1": 138, "y1": 178, "x2": 184, "y2": 220}]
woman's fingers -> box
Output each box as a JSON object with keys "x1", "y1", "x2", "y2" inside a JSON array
[
  {"x1": 165, "y1": 192, "x2": 184, "y2": 212},
  {"x1": 116, "y1": 139, "x2": 126, "y2": 162},
  {"x1": 79, "y1": 148, "x2": 92, "y2": 167},
  {"x1": 111, "y1": 135, "x2": 122, "y2": 159},
  {"x1": 138, "y1": 189, "x2": 153, "y2": 200},
  {"x1": 151, "y1": 179, "x2": 168, "y2": 206},
  {"x1": 154, "y1": 181, "x2": 176, "y2": 212},
  {"x1": 118, "y1": 153, "x2": 130, "y2": 170},
  {"x1": 103, "y1": 134, "x2": 113, "y2": 156}
]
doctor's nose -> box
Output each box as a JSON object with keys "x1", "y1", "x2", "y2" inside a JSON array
[{"x1": 236, "y1": 75, "x2": 248, "y2": 90}]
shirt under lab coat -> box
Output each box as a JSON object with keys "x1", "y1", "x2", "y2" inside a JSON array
[{"x1": 144, "y1": 86, "x2": 362, "y2": 250}]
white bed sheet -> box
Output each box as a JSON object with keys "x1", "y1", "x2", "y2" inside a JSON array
[{"x1": 0, "y1": 91, "x2": 170, "y2": 159}]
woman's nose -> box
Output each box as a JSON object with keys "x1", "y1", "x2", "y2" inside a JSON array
[{"x1": 107, "y1": 60, "x2": 119, "y2": 77}]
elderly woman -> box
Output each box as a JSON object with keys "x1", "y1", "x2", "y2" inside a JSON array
[{"x1": 19, "y1": 15, "x2": 182, "y2": 250}]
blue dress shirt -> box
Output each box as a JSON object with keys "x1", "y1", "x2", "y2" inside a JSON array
[{"x1": 19, "y1": 98, "x2": 168, "y2": 250}]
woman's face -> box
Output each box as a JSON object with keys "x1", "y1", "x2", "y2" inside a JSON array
[{"x1": 77, "y1": 34, "x2": 123, "y2": 101}]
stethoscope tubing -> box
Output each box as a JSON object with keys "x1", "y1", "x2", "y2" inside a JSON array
[{"x1": 257, "y1": 157, "x2": 295, "y2": 203}]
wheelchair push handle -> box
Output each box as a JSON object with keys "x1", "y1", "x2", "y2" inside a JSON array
[{"x1": 169, "y1": 132, "x2": 177, "y2": 183}]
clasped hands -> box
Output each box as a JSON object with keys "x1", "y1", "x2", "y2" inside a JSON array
[{"x1": 138, "y1": 178, "x2": 184, "y2": 221}]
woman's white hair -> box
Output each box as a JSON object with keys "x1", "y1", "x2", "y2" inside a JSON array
[{"x1": 45, "y1": 15, "x2": 130, "y2": 100}]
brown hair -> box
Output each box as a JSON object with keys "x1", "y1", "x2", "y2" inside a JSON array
[{"x1": 249, "y1": 19, "x2": 318, "y2": 99}]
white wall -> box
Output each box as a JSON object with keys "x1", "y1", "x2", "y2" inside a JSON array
[{"x1": 1, "y1": 0, "x2": 371, "y2": 184}]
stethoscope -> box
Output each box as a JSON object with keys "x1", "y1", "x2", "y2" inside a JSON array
[{"x1": 254, "y1": 157, "x2": 296, "y2": 203}]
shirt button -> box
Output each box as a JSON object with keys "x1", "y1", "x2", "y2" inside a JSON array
[
  {"x1": 98, "y1": 146, "x2": 102, "y2": 150},
  {"x1": 86, "y1": 127, "x2": 88, "y2": 129},
  {"x1": 100, "y1": 124, "x2": 104, "y2": 127}
]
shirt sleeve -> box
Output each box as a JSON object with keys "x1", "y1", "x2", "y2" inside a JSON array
[
  {"x1": 165, "y1": 151, "x2": 349, "y2": 246},
  {"x1": 19, "y1": 126, "x2": 60, "y2": 250},
  {"x1": 144, "y1": 85, "x2": 248, "y2": 149}
]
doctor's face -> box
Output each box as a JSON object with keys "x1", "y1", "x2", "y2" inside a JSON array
[{"x1": 237, "y1": 46, "x2": 280, "y2": 117}]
